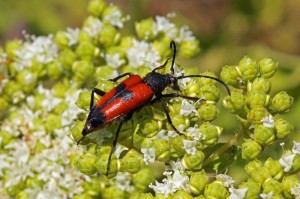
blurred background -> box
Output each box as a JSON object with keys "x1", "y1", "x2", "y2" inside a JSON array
[{"x1": 1, "y1": 0, "x2": 299, "y2": 180}]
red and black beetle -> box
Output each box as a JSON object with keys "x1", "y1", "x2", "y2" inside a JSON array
[{"x1": 77, "y1": 41, "x2": 230, "y2": 174}]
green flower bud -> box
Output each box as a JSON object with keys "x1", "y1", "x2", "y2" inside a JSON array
[
  {"x1": 132, "y1": 168, "x2": 155, "y2": 191},
  {"x1": 77, "y1": 153, "x2": 97, "y2": 175},
  {"x1": 264, "y1": 158, "x2": 284, "y2": 180},
  {"x1": 182, "y1": 150, "x2": 204, "y2": 170},
  {"x1": 135, "y1": 18, "x2": 155, "y2": 40},
  {"x1": 3, "y1": 80, "x2": 23, "y2": 103},
  {"x1": 120, "y1": 149, "x2": 142, "y2": 173},
  {"x1": 88, "y1": 0, "x2": 106, "y2": 17},
  {"x1": 262, "y1": 178, "x2": 283, "y2": 195},
  {"x1": 250, "y1": 167, "x2": 271, "y2": 183},
  {"x1": 95, "y1": 154, "x2": 119, "y2": 178},
  {"x1": 189, "y1": 170, "x2": 209, "y2": 195},
  {"x1": 199, "y1": 122, "x2": 222, "y2": 145},
  {"x1": 247, "y1": 105, "x2": 269, "y2": 124},
  {"x1": 204, "y1": 181, "x2": 229, "y2": 199},
  {"x1": 259, "y1": 57, "x2": 278, "y2": 78},
  {"x1": 246, "y1": 91, "x2": 269, "y2": 108},
  {"x1": 130, "y1": 193, "x2": 154, "y2": 199},
  {"x1": 137, "y1": 119, "x2": 162, "y2": 138},
  {"x1": 154, "y1": 194, "x2": 172, "y2": 199},
  {"x1": 16, "y1": 69, "x2": 38, "y2": 94},
  {"x1": 5, "y1": 39, "x2": 22, "y2": 58},
  {"x1": 72, "y1": 60, "x2": 94, "y2": 85},
  {"x1": 103, "y1": 186, "x2": 125, "y2": 199},
  {"x1": 220, "y1": 65, "x2": 239, "y2": 87},
  {"x1": 73, "y1": 193, "x2": 93, "y2": 199},
  {"x1": 79, "y1": 29, "x2": 93, "y2": 43},
  {"x1": 179, "y1": 39, "x2": 200, "y2": 58},
  {"x1": 0, "y1": 97, "x2": 9, "y2": 113},
  {"x1": 198, "y1": 103, "x2": 218, "y2": 121},
  {"x1": 0, "y1": 131, "x2": 13, "y2": 147},
  {"x1": 241, "y1": 139, "x2": 262, "y2": 159},
  {"x1": 99, "y1": 23, "x2": 118, "y2": 47},
  {"x1": 223, "y1": 90, "x2": 246, "y2": 113},
  {"x1": 166, "y1": 114, "x2": 190, "y2": 131},
  {"x1": 94, "y1": 66, "x2": 118, "y2": 81},
  {"x1": 5, "y1": 181, "x2": 24, "y2": 197},
  {"x1": 270, "y1": 91, "x2": 293, "y2": 113},
  {"x1": 173, "y1": 190, "x2": 193, "y2": 199},
  {"x1": 46, "y1": 61, "x2": 63, "y2": 79},
  {"x1": 76, "y1": 91, "x2": 91, "y2": 110},
  {"x1": 45, "y1": 113, "x2": 61, "y2": 133},
  {"x1": 153, "y1": 39, "x2": 172, "y2": 58},
  {"x1": 70, "y1": 121, "x2": 88, "y2": 144},
  {"x1": 198, "y1": 71, "x2": 218, "y2": 86},
  {"x1": 275, "y1": 118, "x2": 294, "y2": 140},
  {"x1": 253, "y1": 125, "x2": 275, "y2": 146},
  {"x1": 58, "y1": 49, "x2": 76, "y2": 71},
  {"x1": 199, "y1": 84, "x2": 220, "y2": 102},
  {"x1": 94, "y1": 145, "x2": 112, "y2": 157},
  {"x1": 238, "y1": 180, "x2": 261, "y2": 199},
  {"x1": 55, "y1": 31, "x2": 69, "y2": 48},
  {"x1": 245, "y1": 159, "x2": 262, "y2": 176},
  {"x1": 237, "y1": 56, "x2": 259, "y2": 82},
  {"x1": 16, "y1": 191, "x2": 30, "y2": 199},
  {"x1": 95, "y1": 78, "x2": 115, "y2": 92},
  {"x1": 76, "y1": 42, "x2": 96, "y2": 60},
  {"x1": 151, "y1": 139, "x2": 170, "y2": 162},
  {"x1": 170, "y1": 135, "x2": 186, "y2": 158},
  {"x1": 248, "y1": 77, "x2": 271, "y2": 93},
  {"x1": 282, "y1": 175, "x2": 299, "y2": 198}
]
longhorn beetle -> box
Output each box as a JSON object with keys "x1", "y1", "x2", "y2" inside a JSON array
[{"x1": 77, "y1": 41, "x2": 231, "y2": 175}]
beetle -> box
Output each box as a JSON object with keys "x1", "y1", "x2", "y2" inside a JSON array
[{"x1": 77, "y1": 41, "x2": 230, "y2": 175}]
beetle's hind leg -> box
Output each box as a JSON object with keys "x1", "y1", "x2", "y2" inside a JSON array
[{"x1": 108, "y1": 72, "x2": 133, "y2": 82}]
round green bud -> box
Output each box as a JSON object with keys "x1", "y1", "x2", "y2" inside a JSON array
[
  {"x1": 54, "y1": 31, "x2": 69, "y2": 48},
  {"x1": 0, "y1": 131, "x2": 13, "y2": 147},
  {"x1": 245, "y1": 159, "x2": 262, "y2": 176},
  {"x1": 5, "y1": 181, "x2": 24, "y2": 197},
  {"x1": 76, "y1": 91, "x2": 92, "y2": 110},
  {"x1": 5, "y1": 39, "x2": 22, "y2": 58},
  {"x1": 88, "y1": 0, "x2": 106, "y2": 17},
  {"x1": 270, "y1": 91, "x2": 293, "y2": 113},
  {"x1": 94, "y1": 66, "x2": 118, "y2": 81},
  {"x1": 94, "y1": 145, "x2": 112, "y2": 157},
  {"x1": 58, "y1": 49, "x2": 76, "y2": 71},
  {"x1": 264, "y1": 158, "x2": 284, "y2": 180},
  {"x1": 72, "y1": 60, "x2": 94, "y2": 85},
  {"x1": 198, "y1": 71, "x2": 218, "y2": 86},
  {"x1": 241, "y1": 139, "x2": 262, "y2": 159},
  {"x1": 102, "y1": 186, "x2": 125, "y2": 199},
  {"x1": 0, "y1": 97, "x2": 9, "y2": 113},
  {"x1": 198, "y1": 103, "x2": 218, "y2": 121},
  {"x1": 135, "y1": 18, "x2": 155, "y2": 40},
  {"x1": 182, "y1": 78, "x2": 202, "y2": 98},
  {"x1": 16, "y1": 69, "x2": 38, "y2": 94},
  {"x1": 3, "y1": 80, "x2": 22, "y2": 103},
  {"x1": 189, "y1": 170, "x2": 209, "y2": 196},
  {"x1": 248, "y1": 77, "x2": 271, "y2": 93},
  {"x1": 99, "y1": 23, "x2": 118, "y2": 47},
  {"x1": 95, "y1": 78, "x2": 115, "y2": 93},
  {"x1": 220, "y1": 65, "x2": 239, "y2": 87},
  {"x1": 154, "y1": 194, "x2": 172, "y2": 199},
  {"x1": 259, "y1": 57, "x2": 278, "y2": 78},
  {"x1": 45, "y1": 113, "x2": 61, "y2": 133},
  {"x1": 182, "y1": 150, "x2": 204, "y2": 170},
  {"x1": 166, "y1": 114, "x2": 190, "y2": 131},
  {"x1": 199, "y1": 84, "x2": 220, "y2": 102},
  {"x1": 16, "y1": 191, "x2": 30, "y2": 199},
  {"x1": 137, "y1": 119, "x2": 162, "y2": 138},
  {"x1": 77, "y1": 153, "x2": 97, "y2": 175},
  {"x1": 237, "y1": 56, "x2": 259, "y2": 82},
  {"x1": 76, "y1": 42, "x2": 96, "y2": 60},
  {"x1": 130, "y1": 193, "x2": 154, "y2": 199},
  {"x1": 199, "y1": 122, "x2": 222, "y2": 145},
  {"x1": 247, "y1": 105, "x2": 269, "y2": 124},
  {"x1": 170, "y1": 135, "x2": 186, "y2": 158},
  {"x1": 120, "y1": 149, "x2": 142, "y2": 173},
  {"x1": 151, "y1": 139, "x2": 170, "y2": 162},
  {"x1": 79, "y1": 29, "x2": 93, "y2": 43},
  {"x1": 153, "y1": 39, "x2": 172, "y2": 58},
  {"x1": 282, "y1": 175, "x2": 299, "y2": 198},
  {"x1": 70, "y1": 121, "x2": 88, "y2": 144},
  {"x1": 46, "y1": 61, "x2": 63, "y2": 79},
  {"x1": 250, "y1": 167, "x2": 271, "y2": 184},
  {"x1": 173, "y1": 190, "x2": 193, "y2": 199},
  {"x1": 253, "y1": 125, "x2": 275, "y2": 146},
  {"x1": 275, "y1": 118, "x2": 294, "y2": 140},
  {"x1": 204, "y1": 181, "x2": 229, "y2": 199},
  {"x1": 179, "y1": 39, "x2": 200, "y2": 59},
  {"x1": 223, "y1": 90, "x2": 246, "y2": 113},
  {"x1": 238, "y1": 180, "x2": 261, "y2": 199},
  {"x1": 95, "y1": 154, "x2": 119, "y2": 178},
  {"x1": 132, "y1": 168, "x2": 155, "y2": 191},
  {"x1": 246, "y1": 91, "x2": 269, "y2": 108},
  {"x1": 262, "y1": 178, "x2": 283, "y2": 195}
]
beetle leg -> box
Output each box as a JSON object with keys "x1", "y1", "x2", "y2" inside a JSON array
[
  {"x1": 90, "y1": 88, "x2": 106, "y2": 110},
  {"x1": 159, "y1": 93, "x2": 206, "y2": 102},
  {"x1": 109, "y1": 72, "x2": 133, "y2": 82}
]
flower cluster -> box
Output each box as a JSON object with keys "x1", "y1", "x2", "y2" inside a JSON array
[{"x1": 0, "y1": 0, "x2": 299, "y2": 198}]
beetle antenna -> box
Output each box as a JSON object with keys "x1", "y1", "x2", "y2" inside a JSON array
[
  {"x1": 178, "y1": 75, "x2": 231, "y2": 96},
  {"x1": 170, "y1": 40, "x2": 176, "y2": 75}
]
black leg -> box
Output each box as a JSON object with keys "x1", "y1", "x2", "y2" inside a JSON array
[
  {"x1": 90, "y1": 88, "x2": 106, "y2": 110},
  {"x1": 160, "y1": 93, "x2": 205, "y2": 102},
  {"x1": 109, "y1": 72, "x2": 133, "y2": 82},
  {"x1": 152, "y1": 58, "x2": 171, "y2": 72},
  {"x1": 106, "y1": 119, "x2": 124, "y2": 176}
]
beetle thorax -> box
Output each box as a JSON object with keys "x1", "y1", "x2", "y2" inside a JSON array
[{"x1": 143, "y1": 71, "x2": 172, "y2": 94}]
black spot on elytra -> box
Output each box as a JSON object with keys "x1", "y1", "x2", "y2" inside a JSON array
[
  {"x1": 116, "y1": 83, "x2": 126, "y2": 93},
  {"x1": 119, "y1": 90, "x2": 133, "y2": 100}
]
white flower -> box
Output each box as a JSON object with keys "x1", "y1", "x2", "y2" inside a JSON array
[
  {"x1": 292, "y1": 141, "x2": 300, "y2": 154},
  {"x1": 261, "y1": 115, "x2": 274, "y2": 128},
  {"x1": 153, "y1": 16, "x2": 177, "y2": 39},
  {"x1": 89, "y1": 128, "x2": 113, "y2": 145},
  {"x1": 114, "y1": 145, "x2": 129, "y2": 158},
  {"x1": 176, "y1": 25, "x2": 195, "y2": 42},
  {"x1": 83, "y1": 17, "x2": 103, "y2": 38},
  {"x1": 182, "y1": 140, "x2": 197, "y2": 155},
  {"x1": 260, "y1": 191, "x2": 273, "y2": 199},
  {"x1": 229, "y1": 187, "x2": 248, "y2": 199},
  {"x1": 186, "y1": 126, "x2": 205, "y2": 140},
  {"x1": 170, "y1": 159, "x2": 185, "y2": 172},
  {"x1": 180, "y1": 99, "x2": 198, "y2": 116},
  {"x1": 279, "y1": 153, "x2": 295, "y2": 172},
  {"x1": 291, "y1": 183, "x2": 300, "y2": 198},
  {"x1": 216, "y1": 174, "x2": 236, "y2": 187},
  {"x1": 106, "y1": 53, "x2": 125, "y2": 68},
  {"x1": 141, "y1": 148, "x2": 155, "y2": 165},
  {"x1": 65, "y1": 27, "x2": 80, "y2": 46},
  {"x1": 114, "y1": 172, "x2": 133, "y2": 191},
  {"x1": 103, "y1": 7, "x2": 124, "y2": 28}
]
